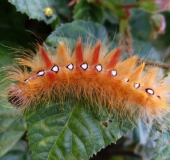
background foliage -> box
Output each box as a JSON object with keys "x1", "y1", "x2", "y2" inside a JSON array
[{"x1": 0, "y1": 0, "x2": 170, "y2": 159}]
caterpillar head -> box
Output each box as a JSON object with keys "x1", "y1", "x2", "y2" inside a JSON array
[
  {"x1": 8, "y1": 86, "x2": 23, "y2": 107},
  {"x1": 7, "y1": 84, "x2": 28, "y2": 108}
]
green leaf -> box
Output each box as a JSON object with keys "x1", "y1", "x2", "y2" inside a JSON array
[
  {"x1": 130, "y1": 10, "x2": 152, "y2": 41},
  {"x1": 73, "y1": 0, "x2": 104, "y2": 23},
  {"x1": 0, "y1": 140, "x2": 30, "y2": 160},
  {"x1": 0, "y1": 57, "x2": 27, "y2": 158},
  {"x1": 0, "y1": 44, "x2": 27, "y2": 158},
  {"x1": 129, "y1": 120, "x2": 155, "y2": 160},
  {"x1": 25, "y1": 102, "x2": 135, "y2": 160},
  {"x1": 0, "y1": 106, "x2": 26, "y2": 158},
  {"x1": 8, "y1": 0, "x2": 57, "y2": 24},
  {"x1": 128, "y1": 120, "x2": 170, "y2": 160},
  {"x1": 0, "y1": 45, "x2": 14, "y2": 67},
  {"x1": 153, "y1": 12, "x2": 170, "y2": 51},
  {"x1": 46, "y1": 20, "x2": 108, "y2": 47},
  {"x1": 154, "y1": 132, "x2": 170, "y2": 160},
  {"x1": 138, "y1": 1, "x2": 158, "y2": 13},
  {"x1": 133, "y1": 39, "x2": 161, "y2": 61},
  {"x1": 53, "y1": 0, "x2": 72, "y2": 21},
  {"x1": 152, "y1": 116, "x2": 170, "y2": 160}
]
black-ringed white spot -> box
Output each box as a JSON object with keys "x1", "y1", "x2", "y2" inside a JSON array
[
  {"x1": 67, "y1": 64, "x2": 74, "y2": 70},
  {"x1": 111, "y1": 70, "x2": 117, "y2": 76},
  {"x1": 146, "y1": 88, "x2": 154, "y2": 95},
  {"x1": 95, "y1": 64, "x2": 102, "y2": 72},
  {"x1": 134, "y1": 83, "x2": 140, "y2": 88},
  {"x1": 80, "y1": 63, "x2": 88, "y2": 70},
  {"x1": 37, "y1": 70, "x2": 45, "y2": 76},
  {"x1": 51, "y1": 65, "x2": 59, "y2": 73},
  {"x1": 124, "y1": 78, "x2": 129, "y2": 82}
]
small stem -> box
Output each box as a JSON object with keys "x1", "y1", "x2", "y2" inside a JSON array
[
  {"x1": 137, "y1": 58, "x2": 170, "y2": 70},
  {"x1": 122, "y1": 3, "x2": 138, "y2": 9},
  {"x1": 119, "y1": 23, "x2": 133, "y2": 56}
]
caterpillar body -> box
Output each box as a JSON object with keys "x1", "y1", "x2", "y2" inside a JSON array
[{"x1": 3, "y1": 38, "x2": 170, "y2": 119}]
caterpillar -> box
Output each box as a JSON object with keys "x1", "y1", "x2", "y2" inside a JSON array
[{"x1": 2, "y1": 37, "x2": 170, "y2": 120}]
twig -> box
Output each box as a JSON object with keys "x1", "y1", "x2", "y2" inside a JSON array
[{"x1": 137, "y1": 58, "x2": 170, "y2": 70}]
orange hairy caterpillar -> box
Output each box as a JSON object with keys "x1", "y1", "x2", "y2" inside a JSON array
[{"x1": 3, "y1": 38, "x2": 170, "y2": 119}]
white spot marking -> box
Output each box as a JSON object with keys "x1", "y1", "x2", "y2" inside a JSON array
[
  {"x1": 67, "y1": 64, "x2": 74, "y2": 70},
  {"x1": 146, "y1": 88, "x2": 154, "y2": 95},
  {"x1": 37, "y1": 70, "x2": 45, "y2": 76},
  {"x1": 52, "y1": 65, "x2": 59, "y2": 73},
  {"x1": 124, "y1": 78, "x2": 129, "y2": 82},
  {"x1": 134, "y1": 83, "x2": 140, "y2": 88},
  {"x1": 111, "y1": 70, "x2": 117, "y2": 76},
  {"x1": 80, "y1": 63, "x2": 88, "y2": 70},
  {"x1": 96, "y1": 64, "x2": 102, "y2": 72}
]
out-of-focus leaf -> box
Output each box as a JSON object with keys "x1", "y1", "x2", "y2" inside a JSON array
[
  {"x1": 0, "y1": 106, "x2": 26, "y2": 158},
  {"x1": 152, "y1": 116, "x2": 170, "y2": 160},
  {"x1": 0, "y1": 42, "x2": 27, "y2": 158},
  {"x1": 73, "y1": 0, "x2": 104, "y2": 23},
  {"x1": 138, "y1": 1, "x2": 159, "y2": 13},
  {"x1": 8, "y1": 0, "x2": 57, "y2": 24},
  {"x1": 53, "y1": 0, "x2": 72, "y2": 21},
  {"x1": 153, "y1": 12, "x2": 170, "y2": 51},
  {"x1": 130, "y1": 9, "x2": 152, "y2": 41},
  {"x1": 46, "y1": 20, "x2": 108, "y2": 47},
  {"x1": 104, "y1": 9, "x2": 119, "y2": 24},
  {"x1": 132, "y1": 122, "x2": 155, "y2": 160},
  {"x1": 8, "y1": 0, "x2": 72, "y2": 25},
  {"x1": 121, "y1": 0, "x2": 139, "y2": 4},
  {"x1": 133, "y1": 39, "x2": 161, "y2": 60},
  {"x1": 121, "y1": 120, "x2": 155, "y2": 160},
  {"x1": 121, "y1": 115, "x2": 170, "y2": 160},
  {"x1": 0, "y1": 140, "x2": 30, "y2": 160},
  {"x1": 0, "y1": 45, "x2": 14, "y2": 67},
  {"x1": 154, "y1": 132, "x2": 170, "y2": 160}
]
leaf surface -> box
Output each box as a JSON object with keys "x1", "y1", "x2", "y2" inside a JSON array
[
  {"x1": 9, "y1": 0, "x2": 58, "y2": 24},
  {"x1": 0, "y1": 106, "x2": 26, "y2": 158},
  {"x1": 25, "y1": 102, "x2": 135, "y2": 160}
]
